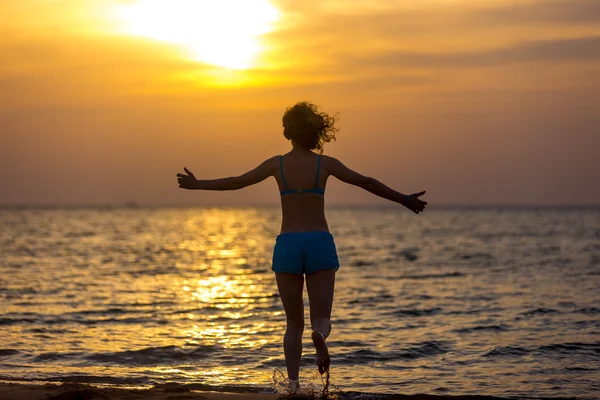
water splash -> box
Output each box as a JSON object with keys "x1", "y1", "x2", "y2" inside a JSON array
[
  {"x1": 272, "y1": 368, "x2": 342, "y2": 399},
  {"x1": 320, "y1": 369, "x2": 342, "y2": 400}
]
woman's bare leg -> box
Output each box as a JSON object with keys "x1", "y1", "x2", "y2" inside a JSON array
[
  {"x1": 275, "y1": 272, "x2": 305, "y2": 381},
  {"x1": 306, "y1": 269, "x2": 335, "y2": 373}
]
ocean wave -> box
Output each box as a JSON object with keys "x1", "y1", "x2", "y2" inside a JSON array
[
  {"x1": 330, "y1": 340, "x2": 369, "y2": 347},
  {"x1": 405, "y1": 294, "x2": 434, "y2": 300},
  {"x1": 106, "y1": 300, "x2": 177, "y2": 308},
  {"x1": 85, "y1": 345, "x2": 218, "y2": 366},
  {"x1": 453, "y1": 324, "x2": 509, "y2": 334},
  {"x1": 0, "y1": 287, "x2": 38, "y2": 295},
  {"x1": 260, "y1": 341, "x2": 452, "y2": 368},
  {"x1": 349, "y1": 260, "x2": 376, "y2": 267},
  {"x1": 0, "y1": 315, "x2": 164, "y2": 326},
  {"x1": 63, "y1": 231, "x2": 97, "y2": 238},
  {"x1": 0, "y1": 317, "x2": 37, "y2": 325},
  {"x1": 574, "y1": 307, "x2": 600, "y2": 315},
  {"x1": 32, "y1": 352, "x2": 77, "y2": 362},
  {"x1": 457, "y1": 252, "x2": 495, "y2": 262},
  {"x1": 0, "y1": 375, "x2": 151, "y2": 386},
  {"x1": 484, "y1": 346, "x2": 531, "y2": 357},
  {"x1": 348, "y1": 294, "x2": 394, "y2": 305},
  {"x1": 573, "y1": 320, "x2": 600, "y2": 328},
  {"x1": 64, "y1": 308, "x2": 130, "y2": 316},
  {"x1": 399, "y1": 272, "x2": 465, "y2": 280},
  {"x1": 565, "y1": 366, "x2": 595, "y2": 372},
  {"x1": 446, "y1": 307, "x2": 504, "y2": 316},
  {"x1": 70, "y1": 316, "x2": 161, "y2": 325},
  {"x1": 520, "y1": 308, "x2": 560, "y2": 316},
  {"x1": 539, "y1": 342, "x2": 600, "y2": 355},
  {"x1": 0, "y1": 349, "x2": 19, "y2": 357},
  {"x1": 336, "y1": 341, "x2": 451, "y2": 363},
  {"x1": 485, "y1": 342, "x2": 600, "y2": 358},
  {"x1": 151, "y1": 382, "x2": 266, "y2": 394},
  {"x1": 385, "y1": 307, "x2": 442, "y2": 317},
  {"x1": 393, "y1": 248, "x2": 420, "y2": 262}
]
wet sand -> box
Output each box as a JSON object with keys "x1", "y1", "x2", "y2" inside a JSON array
[
  {"x1": 0, "y1": 382, "x2": 526, "y2": 400},
  {"x1": 0, "y1": 383, "x2": 278, "y2": 400}
]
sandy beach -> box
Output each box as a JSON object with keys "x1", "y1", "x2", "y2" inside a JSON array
[
  {"x1": 0, "y1": 382, "x2": 528, "y2": 400},
  {"x1": 0, "y1": 383, "x2": 280, "y2": 400}
]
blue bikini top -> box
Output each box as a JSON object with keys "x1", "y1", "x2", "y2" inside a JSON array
[{"x1": 279, "y1": 155, "x2": 325, "y2": 196}]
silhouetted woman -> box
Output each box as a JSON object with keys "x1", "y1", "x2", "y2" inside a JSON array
[{"x1": 177, "y1": 101, "x2": 427, "y2": 388}]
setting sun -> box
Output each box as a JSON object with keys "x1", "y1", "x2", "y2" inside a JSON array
[{"x1": 115, "y1": 0, "x2": 279, "y2": 70}]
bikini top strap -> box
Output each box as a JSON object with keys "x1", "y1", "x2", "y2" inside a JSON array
[
  {"x1": 314, "y1": 154, "x2": 321, "y2": 188},
  {"x1": 280, "y1": 155, "x2": 288, "y2": 189}
]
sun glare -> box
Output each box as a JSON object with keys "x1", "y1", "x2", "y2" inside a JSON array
[{"x1": 116, "y1": 0, "x2": 279, "y2": 70}]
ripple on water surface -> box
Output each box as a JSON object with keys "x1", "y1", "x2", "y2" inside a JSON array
[{"x1": 0, "y1": 206, "x2": 599, "y2": 399}]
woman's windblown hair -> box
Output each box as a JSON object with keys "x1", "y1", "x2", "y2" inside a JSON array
[{"x1": 282, "y1": 102, "x2": 338, "y2": 154}]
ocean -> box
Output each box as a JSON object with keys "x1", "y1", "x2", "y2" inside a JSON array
[{"x1": 0, "y1": 206, "x2": 598, "y2": 399}]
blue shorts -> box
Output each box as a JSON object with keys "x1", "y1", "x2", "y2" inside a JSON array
[{"x1": 272, "y1": 231, "x2": 339, "y2": 275}]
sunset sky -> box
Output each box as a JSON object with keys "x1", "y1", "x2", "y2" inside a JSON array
[{"x1": 1, "y1": 0, "x2": 599, "y2": 206}]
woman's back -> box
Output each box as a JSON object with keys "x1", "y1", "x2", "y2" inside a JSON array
[{"x1": 276, "y1": 149, "x2": 329, "y2": 233}]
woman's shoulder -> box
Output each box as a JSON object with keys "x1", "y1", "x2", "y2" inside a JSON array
[
  {"x1": 319, "y1": 154, "x2": 341, "y2": 167},
  {"x1": 255, "y1": 155, "x2": 282, "y2": 174}
]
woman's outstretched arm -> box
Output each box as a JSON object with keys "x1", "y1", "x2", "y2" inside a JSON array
[
  {"x1": 177, "y1": 156, "x2": 279, "y2": 191},
  {"x1": 327, "y1": 156, "x2": 427, "y2": 214}
]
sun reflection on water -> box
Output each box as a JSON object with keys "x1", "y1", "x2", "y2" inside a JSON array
[{"x1": 171, "y1": 209, "x2": 280, "y2": 359}]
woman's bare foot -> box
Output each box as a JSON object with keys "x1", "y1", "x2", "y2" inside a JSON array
[
  {"x1": 311, "y1": 330, "x2": 330, "y2": 375},
  {"x1": 287, "y1": 379, "x2": 300, "y2": 394}
]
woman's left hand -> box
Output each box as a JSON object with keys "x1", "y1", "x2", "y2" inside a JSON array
[
  {"x1": 177, "y1": 167, "x2": 198, "y2": 190},
  {"x1": 404, "y1": 191, "x2": 427, "y2": 214}
]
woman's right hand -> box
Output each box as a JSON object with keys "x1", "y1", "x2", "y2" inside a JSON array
[
  {"x1": 177, "y1": 167, "x2": 198, "y2": 190},
  {"x1": 404, "y1": 191, "x2": 427, "y2": 214}
]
